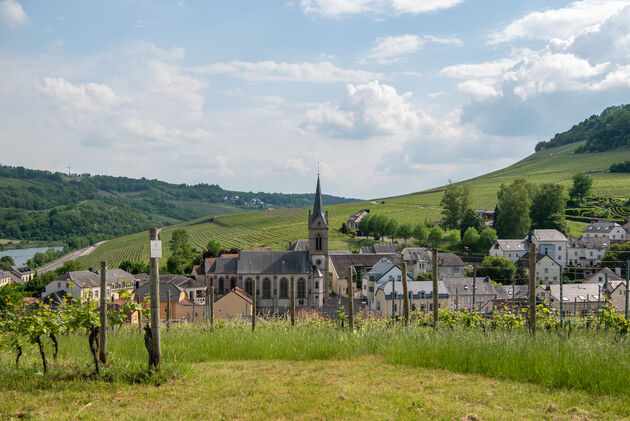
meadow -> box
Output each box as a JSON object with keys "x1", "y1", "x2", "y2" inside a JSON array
[
  {"x1": 1, "y1": 321, "x2": 629, "y2": 420},
  {"x1": 78, "y1": 141, "x2": 630, "y2": 268}
]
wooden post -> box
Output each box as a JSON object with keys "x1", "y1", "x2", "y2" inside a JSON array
[
  {"x1": 166, "y1": 290, "x2": 171, "y2": 331},
  {"x1": 290, "y1": 276, "x2": 295, "y2": 326},
  {"x1": 149, "y1": 228, "x2": 162, "y2": 368},
  {"x1": 625, "y1": 261, "x2": 629, "y2": 320},
  {"x1": 192, "y1": 302, "x2": 196, "y2": 323},
  {"x1": 431, "y1": 248, "x2": 439, "y2": 331},
  {"x1": 252, "y1": 278, "x2": 257, "y2": 332},
  {"x1": 347, "y1": 266, "x2": 354, "y2": 331},
  {"x1": 209, "y1": 285, "x2": 214, "y2": 330},
  {"x1": 136, "y1": 294, "x2": 142, "y2": 334},
  {"x1": 472, "y1": 265, "x2": 477, "y2": 311},
  {"x1": 402, "y1": 262, "x2": 409, "y2": 326},
  {"x1": 528, "y1": 243, "x2": 536, "y2": 336},
  {"x1": 559, "y1": 266, "x2": 564, "y2": 328},
  {"x1": 455, "y1": 287, "x2": 459, "y2": 311},
  {"x1": 99, "y1": 261, "x2": 107, "y2": 365}
]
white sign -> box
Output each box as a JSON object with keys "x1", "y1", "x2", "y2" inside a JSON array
[{"x1": 150, "y1": 240, "x2": 162, "y2": 258}]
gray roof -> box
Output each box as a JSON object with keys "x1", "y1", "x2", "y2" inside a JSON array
[
  {"x1": 310, "y1": 176, "x2": 326, "y2": 225},
  {"x1": 441, "y1": 277, "x2": 498, "y2": 296},
  {"x1": 568, "y1": 237, "x2": 609, "y2": 249},
  {"x1": 494, "y1": 285, "x2": 529, "y2": 299},
  {"x1": 377, "y1": 280, "x2": 449, "y2": 299},
  {"x1": 0, "y1": 269, "x2": 23, "y2": 285},
  {"x1": 544, "y1": 283, "x2": 604, "y2": 302},
  {"x1": 494, "y1": 239, "x2": 528, "y2": 251},
  {"x1": 329, "y1": 253, "x2": 394, "y2": 279},
  {"x1": 161, "y1": 274, "x2": 205, "y2": 289},
  {"x1": 531, "y1": 229, "x2": 567, "y2": 242},
  {"x1": 347, "y1": 209, "x2": 369, "y2": 224},
  {"x1": 401, "y1": 247, "x2": 432, "y2": 261},
  {"x1": 583, "y1": 220, "x2": 622, "y2": 233},
  {"x1": 360, "y1": 243, "x2": 396, "y2": 254},
  {"x1": 517, "y1": 252, "x2": 561, "y2": 268},
  {"x1": 237, "y1": 251, "x2": 311, "y2": 274},
  {"x1": 438, "y1": 253, "x2": 465, "y2": 267},
  {"x1": 288, "y1": 239, "x2": 310, "y2": 251},
  {"x1": 584, "y1": 267, "x2": 625, "y2": 283},
  {"x1": 210, "y1": 257, "x2": 239, "y2": 274},
  {"x1": 135, "y1": 278, "x2": 185, "y2": 303},
  {"x1": 367, "y1": 257, "x2": 396, "y2": 278},
  {"x1": 53, "y1": 270, "x2": 143, "y2": 288},
  {"x1": 10, "y1": 265, "x2": 34, "y2": 275}
]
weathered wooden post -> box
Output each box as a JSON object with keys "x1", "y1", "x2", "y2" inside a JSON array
[
  {"x1": 528, "y1": 243, "x2": 536, "y2": 336},
  {"x1": 455, "y1": 287, "x2": 459, "y2": 311},
  {"x1": 192, "y1": 302, "x2": 196, "y2": 323},
  {"x1": 402, "y1": 262, "x2": 409, "y2": 326},
  {"x1": 166, "y1": 290, "x2": 171, "y2": 331},
  {"x1": 252, "y1": 277, "x2": 257, "y2": 332},
  {"x1": 290, "y1": 276, "x2": 295, "y2": 326},
  {"x1": 99, "y1": 261, "x2": 107, "y2": 365},
  {"x1": 472, "y1": 265, "x2": 477, "y2": 311},
  {"x1": 432, "y1": 248, "x2": 439, "y2": 331},
  {"x1": 209, "y1": 285, "x2": 214, "y2": 330},
  {"x1": 625, "y1": 261, "x2": 629, "y2": 320},
  {"x1": 347, "y1": 266, "x2": 354, "y2": 331},
  {"x1": 559, "y1": 266, "x2": 564, "y2": 328},
  {"x1": 136, "y1": 293, "x2": 142, "y2": 334},
  {"x1": 149, "y1": 228, "x2": 162, "y2": 368}
]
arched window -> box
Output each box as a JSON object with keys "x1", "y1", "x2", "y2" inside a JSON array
[
  {"x1": 230, "y1": 277, "x2": 236, "y2": 291},
  {"x1": 218, "y1": 278, "x2": 225, "y2": 294},
  {"x1": 297, "y1": 278, "x2": 306, "y2": 299},
  {"x1": 315, "y1": 235, "x2": 322, "y2": 251},
  {"x1": 279, "y1": 278, "x2": 289, "y2": 298},
  {"x1": 245, "y1": 279, "x2": 253, "y2": 296},
  {"x1": 262, "y1": 279, "x2": 272, "y2": 298}
]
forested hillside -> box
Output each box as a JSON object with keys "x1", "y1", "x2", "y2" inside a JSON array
[
  {"x1": 535, "y1": 104, "x2": 630, "y2": 152},
  {"x1": 0, "y1": 166, "x2": 356, "y2": 245}
]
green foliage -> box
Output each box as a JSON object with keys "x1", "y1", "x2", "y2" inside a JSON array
[
  {"x1": 460, "y1": 208, "x2": 481, "y2": 236},
  {"x1": 462, "y1": 226, "x2": 480, "y2": 248},
  {"x1": 339, "y1": 222, "x2": 348, "y2": 235},
  {"x1": 428, "y1": 226, "x2": 443, "y2": 246},
  {"x1": 445, "y1": 230, "x2": 460, "y2": 247},
  {"x1": 26, "y1": 248, "x2": 67, "y2": 268},
  {"x1": 440, "y1": 184, "x2": 471, "y2": 230},
  {"x1": 600, "y1": 242, "x2": 630, "y2": 278},
  {"x1": 416, "y1": 272, "x2": 432, "y2": 281},
  {"x1": 167, "y1": 229, "x2": 197, "y2": 274},
  {"x1": 396, "y1": 223, "x2": 412, "y2": 241},
  {"x1": 610, "y1": 160, "x2": 630, "y2": 173},
  {"x1": 530, "y1": 183, "x2": 568, "y2": 234},
  {"x1": 412, "y1": 223, "x2": 428, "y2": 245},
  {"x1": 0, "y1": 283, "x2": 26, "y2": 311},
  {"x1": 496, "y1": 178, "x2": 532, "y2": 239},
  {"x1": 477, "y1": 228, "x2": 498, "y2": 253},
  {"x1": 569, "y1": 172, "x2": 593, "y2": 202},
  {"x1": 384, "y1": 218, "x2": 398, "y2": 240},
  {"x1": 0, "y1": 256, "x2": 15, "y2": 270},
  {"x1": 479, "y1": 255, "x2": 516, "y2": 283},
  {"x1": 119, "y1": 260, "x2": 149, "y2": 275}
]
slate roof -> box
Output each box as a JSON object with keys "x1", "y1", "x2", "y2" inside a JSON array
[
  {"x1": 377, "y1": 280, "x2": 449, "y2": 299},
  {"x1": 584, "y1": 267, "x2": 625, "y2": 284},
  {"x1": 238, "y1": 251, "x2": 311, "y2": 274},
  {"x1": 53, "y1": 269, "x2": 142, "y2": 288},
  {"x1": 583, "y1": 220, "x2": 622, "y2": 234},
  {"x1": 211, "y1": 257, "x2": 239, "y2": 274},
  {"x1": 568, "y1": 237, "x2": 609, "y2": 249},
  {"x1": 543, "y1": 283, "x2": 604, "y2": 302},
  {"x1": 438, "y1": 253, "x2": 465, "y2": 267},
  {"x1": 494, "y1": 240, "x2": 528, "y2": 251},
  {"x1": 494, "y1": 284, "x2": 529, "y2": 299},
  {"x1": 135, "y1": 278, "x2": 185, "y2": 303},
  {"x1": 0, "y1": 269, "x2": 23, "y2": 285},
  {"x1": 441, "y1": 277, "x2": 498, "y2": 296},
  {"x1": 517, "y1": 252, "x2": 561, "y2": 268},
  {"x1": 401, "y1": 247, "x2": 432, "y2": 261},
  {"x1": 329, "y1": 253, "x2": 394, "y2": 279},
  {"x1": 531, "y1": 229, "x2": 567, "y2": 242},
  {"x1": 9, "y1": 265, "x2": 34, "y2": 275},
  {"x1": 288, "y1": 239, "x2": 310, "y2": 251},
  {"x1": 347, "y1": 209, "x2": 369, "y2": 224},
  {"x1": 360, "y1": 243, "x2": 396, "y2": 254}
]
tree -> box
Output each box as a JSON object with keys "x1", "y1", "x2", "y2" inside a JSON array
[
  {"x1": 460, "y1": 208, "x2": 482, "y2": 236},
  {"x1": 495, "y1": 178, "x2": 532, "y2": 239},
  {"x1": 357, "y1": 214, "x2": 371, "y2": 236},
  {"x1": 205, "y1": 240, "x2": 223, "y2": 257},
  {"x1": 530, "y1": 183, "x2": 568, "y2": 234},
  {"x1": 440, "y1": 185, "x2": 462, "y2": 230},
  {"x1": 339, "y1": 222, "x2": 348, "y2": 235},
  {"x1": 412, "y1": 223, "x2": 428, "y2": 245},
  {"x1": 462, "y1": 227, "x2": 480, "y2": 249},
  {"x1": 569, "y1": 172, "x2": 593, "y2": 202},
  {"x1": 428, "y1": 226, "x2": 444, "y2": 246},
  {"x1": 384, "y1": 218, "x2": 399, "y2": 242},
  {"x1": 600, "y1": 242, "x2": 630, "y2": 278},
  {"x1": 0, "y1": 283, "x2": 26, "y2": 311},
  {"x1": 167, "y1": 229, "x2": 196, "y2": 274},
  {"x1": 396, "y1": 223, "x2": 413, "y2": 242},
  {"x1": 445, "y1": 230, "x2": 460, "y2": 248},
  {"x1": 0, "y1": 256, "x2": 15, "y2": 270},
  {"x1": 479, "y1": 255, "x2": 516, "y2": 284},
  {"x1": 477, "y1": 228, "x2": 498, "y2": 253},
  {"x1": 369, "y1": 215, "x2": 388, "y2": 240}
]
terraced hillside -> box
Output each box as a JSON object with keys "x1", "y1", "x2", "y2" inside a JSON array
[{"x1": 79, "y1": 141, "x2": 630, "y2": 269}]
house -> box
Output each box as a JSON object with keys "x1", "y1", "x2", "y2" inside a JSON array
[
  {"x1": 489, "y1": 240, "x2": 529, "y2": 262},
  {"x1": 536, "y1": 283, "x2": 604, "y2": 317},
  {"x1": 135, "y1": 277, "x2": 206, "y2": 321},
  {"x1": 359, "y1": 243, "x2": 396, "y2": 254},
  {"x1": 606, "y1": 281, "x2": 629, "y2": 315},
  {"x1": 583, "y1": 267, "x2": 625, "y2": 284},
  {"x1": 437, "y1": 253, "x2": 466, "y2": 278},
  {"x1": 364, "y1": 259, "x2": 413, "y2": 308},
  {"x1": 44, "y1": 269, "x2": 141, "y2": 301},
  {"x1": 517, "y1": 252, "x2": 562, "y2": 284},
  {"x1": 373, "y1": 280, "x2": 449, "y2": 316},
  {"x1": 475, "y1": 209, "x2": 495, "y2": 220},
  {"x1": 347, "y1": 209, "x2": 369, "y2": 232},
  {"x1": 528, "y1": 229, "x2": 568, "y2": 267},
  {"x1": 480, "y1": 285, "x2": 529, "y2": 313},
  {"x1": 160, "y1": 274, "x2": 207, "y2": 303},
  {"x1": 0, "y1": 269, "x2": 22, "y2": 287},
  {"x1": 567, "y1": 237, "x2": 609, "y2": 267},
  {"x1": 328, "y1": 253, "x2": 395, "y2": 298},
  {"x1": 582, "y1": 220, "x2": 627, "y2": 241},
  {"x1": 214, "y1": 287, "x2": 253, "y2": 320},
  {"x1": 9, "y1": 265, "x2": 35, "y2": 283},
  {"x1": 441, "y1": 276, "x2": 499, "y2": 311},
  {"x1": 624, "y1": 222, "x2": 630, "y2": 241},
  {"x1": 399, "y1": 248, "x2": 465, "y2": 279}
]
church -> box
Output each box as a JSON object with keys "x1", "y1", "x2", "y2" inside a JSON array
[{"x1": 204, "y1": 176, "x2": 329, "y2": 311}]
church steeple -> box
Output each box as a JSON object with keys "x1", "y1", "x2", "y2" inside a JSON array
[{"x1": 311, "y1": 175, "x2": 325, "y2": 225}]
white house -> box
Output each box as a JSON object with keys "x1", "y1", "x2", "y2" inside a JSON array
[
  {"x1": 582, "y1": 220, "x2": 627, "y2": 241},
  {"x1": 44, "y1": 269, "x2": 140, "y2": 301},
  {"x1": 401, "y1": 247, "x2": 432, "y2": 278},
  {"x1": 373, "y1": 280, "x2": 449, "y2": 316},
  {"x1": 517, "y1": 252, "x2": 562, "y2": 284},
  {"x1": 489, "y1": 239, "x2": 528, "y2": 262},
  {"x1": 528, "y1": 229, "x2": 568, "y2": 267},
  {"x1": 567, "y1": 237, "x2": 609, "y2": 267},
  {"x1": 365, "y1": 259, "x2": 413, "y2": 308}
]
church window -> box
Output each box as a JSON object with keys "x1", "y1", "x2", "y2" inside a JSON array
[
  {"x1": 245, "y1": 279, "x2": 253, "y2": 296},
  {"x1": 262, "y1": 279, "x2": 271, "y2": 298},
  {"x1": 218, "y1": 278, "x2": 225, "y2": 294},
  {"x1": 230, "y1": 278, "x2": 236, "y2": 291},
  {"x1": 297, "y1": 279, "x2": 306, "y2": 298},
  {"x1": 315, "y1": 281, "x2": 319, "y2": 289},
  {"x1": 279, "y1": 279, "x2": 289, "y2": 298},
  {"x1": 315, "y1": 235, "x2": 322, "y2": 251}
]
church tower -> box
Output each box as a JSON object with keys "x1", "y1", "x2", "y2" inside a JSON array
[{"x1": 308, "y1": 175, "x2": 328, "y2": 303}]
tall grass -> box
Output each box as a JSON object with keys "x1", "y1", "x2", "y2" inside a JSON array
[{"x1": 1, "y1": 323, "x2": 628, "y2": 396}]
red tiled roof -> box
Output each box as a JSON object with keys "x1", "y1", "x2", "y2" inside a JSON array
[
  {"x1": 250, "y1": 247, "x2": 272, "y2": 251},
  {"x1": 220, "y1": 253, "x2": 239, "y2": 258},
  {"x1": 23, "y1": 297, "x2": 38, "y2": 304},
  {"x1": 231, "y1": 286, "x2": 253, "y2": 304}
]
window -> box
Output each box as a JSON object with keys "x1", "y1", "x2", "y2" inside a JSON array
[
  {"x1": 279, "y1": 279, "x2": 289, "y2": 298},
  {"x1": 245, "y1": 279, "x2": 253, "y2": 296},
  {"x1": 315, "y1": 281, "x2": 319, "y2": 289},
  {"x1": 218, "y1": 278, "x2": 225, "y2": 294},
  {"x1": 376, "y1": 302, "x2": 380, "y2": 311},
  {"x1": 262, "y1": 279, "x2": 271, "y2": 299},
  {"x1": 297, "y1": 279, "x2": 306, "y2": 298},
  {"x1": 230, "y1": 278, "x2": 236, "y2": 290},
  {"x1": 369, "y1": 286, "x2": 374, "y2": 292},
  {"x1": 315, "y1": 235, "x2": 322, "y2": 251},
  {"x1": 544, "y1": 268, "x2": 548, "y2": 273},
  {"x1": 559, "y1": 246, "x2": 562, "y2": 251}
]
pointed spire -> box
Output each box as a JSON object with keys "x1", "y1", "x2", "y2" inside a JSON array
[{"x1": 311, "y1": 175, "x2": 325, "y2": 224}]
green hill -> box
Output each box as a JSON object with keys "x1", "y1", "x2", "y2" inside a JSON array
[{"x1": 78, "y1": 139, "x2": 630, "y2": 269}]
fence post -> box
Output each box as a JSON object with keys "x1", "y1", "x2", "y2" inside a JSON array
[
  {"x1": 136, "y1": 294, "x2": 142, "y2": 334},
  {"x1": 290, "y1": 276, "x2": 295, "y2": 326},
  {"x1": 347, "y1": 266, "x2": 354, "y2": 331},
  {"x1": 99, "y1": 261, "x2": 107, "y2": 365},
  {"x1": 625, "y1": 261, "x2": 629, "y2": 320},
  {"x1": 252, "y1": 278, "x2": 257, "y2": 332},
  {"x1": 166, "y1": 290, "x2": 171, "y2": 331},
  {"x1": 472, "y1": 265, "x2": 476, "y2": 311},
  {"x1": 402, "y1": 262, "x2": 409, "y2": 326},
  {"x1": 528, "y1": 243, "x2": 536, "y2": 336},
  {"x1": 559, "y1": 266, "x2": 564, "y2": 328},
  {"x1": 149, "y1": 228, "x2": 162, "y2": 368},
  {"x1": 432, "y1": 248, "x2": 439, "y2": 331}
]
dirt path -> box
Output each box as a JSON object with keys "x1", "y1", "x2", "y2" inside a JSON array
[{"x1": 37, "y1": 241, "x2": 106, "y2": 274}]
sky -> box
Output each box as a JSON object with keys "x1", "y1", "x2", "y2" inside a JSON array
[{"x1": 1, "y1": 1, "x2": 630, "y2": 199}]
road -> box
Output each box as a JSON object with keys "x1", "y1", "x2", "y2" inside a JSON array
[{"x1": 37, "y1": 241, "x2": 106, "y2": 274}]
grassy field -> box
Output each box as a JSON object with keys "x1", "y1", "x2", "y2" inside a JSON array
[
  {"x1": 78, "y1": 141, "x2": 629, "y2": 267},
  {"x1": 1, "y1": 324, "x2": 629, "y2": 420}
]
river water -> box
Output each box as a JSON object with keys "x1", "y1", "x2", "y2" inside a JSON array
[{"x1": 0, "y1": 246, "x2": 64, "y2": 267}]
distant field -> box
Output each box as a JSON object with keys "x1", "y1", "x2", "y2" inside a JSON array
[{"x1": 79, "y1": 142, "x2": 628, "y2": 268}]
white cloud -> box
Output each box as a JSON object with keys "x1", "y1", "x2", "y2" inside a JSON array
[
  {"x1": 192, "y1": 60, "x2": 381, "y2": 83},
  {"x1": 40, "y1": 78, "x2": 124, "y2": 111},
  {"x1": 488, "y1": 0, "x2": 629, "y2": 44},
  {"x1": 0, "y1": 0, "x2": 28, "y2": 28},
  {"x1": 124, "y1": 118, "x2": 210, "y2": 143},
  {"x1": 364, "y1": 34, "x2": 462, "y2": 64},
  {"x1": 457, "y1": 79, "x2": 500, "y2": 100},
  {"x1": 300, "y1": 0, "x2": 464, "y2": 17},
  {"x1": 440, "y1": 58, "x2": 519, "y2": 78},
  {"x1": 424, "y1": 35, "x2": 463, "y2": 46}
]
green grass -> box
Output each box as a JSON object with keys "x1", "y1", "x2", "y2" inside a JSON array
[
  {"x1": 1, "y1": 324, "x2": 629, "y2": 419},
  {"x1": 79, "y1": 141, "x2": 629, "y2": 267}
]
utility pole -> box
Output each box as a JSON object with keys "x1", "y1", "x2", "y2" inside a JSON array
[
  {"x1": 528, "y1": 243, "x2": 536, "y2": 336},
  {"x1": 472, "y1": 265, "x2": 477, "y2": 311},
  {"x1": 402, "y1": 262, "x2": 409, "y2": 326},
  {"x1": 149, "y1": 228, "x2": 162, "y2": 368},
  {"x1": 99, "y1": 261, "x2": 107, "y2": 365},
  {"x1": 347, "y1": 266, "x2": 354, "y2": 331},
  {"x1": 432, "y1": 248, "x2": 439, "y2": 331},
  {"x1": 205, "y1": 270, "x2": 214, "y2": 330}
]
